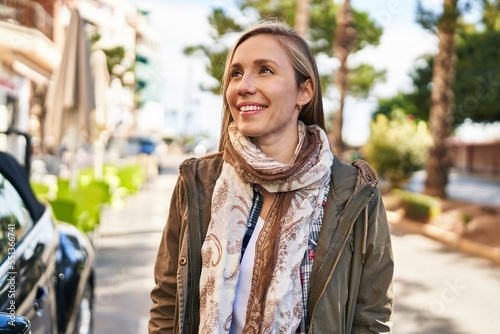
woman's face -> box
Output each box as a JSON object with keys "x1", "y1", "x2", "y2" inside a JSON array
[{"x1": 226, "y1": 34, "x2": 311, "y2": 149}]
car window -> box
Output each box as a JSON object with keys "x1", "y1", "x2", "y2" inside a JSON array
[{"x1": 0, "y1": 172, "x2": 33, "y2": 262}]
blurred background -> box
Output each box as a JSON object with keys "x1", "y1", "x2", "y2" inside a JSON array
[{"x1": 0, "y1": 0, "x2": 499, "y2": 333}]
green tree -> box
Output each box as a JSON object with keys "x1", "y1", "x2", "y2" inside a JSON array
[
  {"x1": 331, "y1": 0, "x2": 354, "y2": 155},
  {"x1": 481, "y1": 0, "x2": 500, "y2": 30},
  {"x1": 412, "y1": 0, "x2": 500, "y2": 197},
  {"x1": 294, "y1": 0, "x2": 311, "y2": 38},
  {"x1": 453, "y1": 29, "x2": 500, "y2": 124},
  {"x1": 375, "y1": 27, "x2": 500, "y2": 127},
  {"x1": 375, "y1": 1, "x2": 500, "y2": 118},
  {"x1": 424, "y1": 0, "x2": 460, "y2": 198},
  {"x1": 369, "y1": 0, "x2": 500, "y2": 198},
  {"x1": 364, "y1": 110, "x2": 432, "y2": 189}
]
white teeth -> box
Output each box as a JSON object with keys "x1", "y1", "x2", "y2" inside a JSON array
[{"x1": 240, "y1": 105, "x2": 265, "y2": 112}]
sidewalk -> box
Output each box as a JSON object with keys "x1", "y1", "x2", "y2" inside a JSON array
[
  {"x1": 387, "y1": 210, "x2": 500, "y2": 265},
  {"x1": 92, "y1": 153, "x2": 190, "y2": 334}
]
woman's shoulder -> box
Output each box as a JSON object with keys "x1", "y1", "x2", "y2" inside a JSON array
[
  {"x1": 331, "y1": 156, "x2": 378, "y2": 184},
  {"x1": 179, "y1": 151, "x2": 224, "y2": 179},
  {"x1": 180, "y1": 151, "x2": 223, "y2": 166},
  {"x1": 330, "y1": 156, "x2": 380, "y2": 203},
  {"x1": 331, "y1": 155, "x2": 358, "y2": 179}
]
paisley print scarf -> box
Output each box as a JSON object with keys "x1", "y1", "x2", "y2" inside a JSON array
[{"x1": 199, "y1": 121, "x2": 333, "y2": 333}]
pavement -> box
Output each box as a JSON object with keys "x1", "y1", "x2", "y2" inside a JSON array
[{"x1": 92, "y1": 153, "x2": 188, "y2": 334}]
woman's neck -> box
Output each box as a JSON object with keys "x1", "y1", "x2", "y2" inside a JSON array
[{"x1": 253, "y1": 135, "x2": 299, "y2": 164}]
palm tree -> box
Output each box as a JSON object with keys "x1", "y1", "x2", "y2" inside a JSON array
[
  {"x1": 331, "y1": 0, "x2": 356, "y2": 155},
  {"x1": 424, "y1": 0, "x2": 459, "y2": 197},
  {"x1": 294, "y1": 0, "x2": 311, "y2": 39}
]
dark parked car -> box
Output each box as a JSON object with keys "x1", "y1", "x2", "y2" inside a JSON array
[{"x1": 0, "y1": 150, "x2": 95, "y2": 334}]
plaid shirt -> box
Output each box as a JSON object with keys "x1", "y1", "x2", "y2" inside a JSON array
[
  {"x1": 243, "y1": 184, "x2": 330, "y2": 333},
  {"x1": 241, "y1": 186, "x2": 264, "y2": 259},
  {"x1": 298, "y1": 183, "x2": 329, "y2": 333}
]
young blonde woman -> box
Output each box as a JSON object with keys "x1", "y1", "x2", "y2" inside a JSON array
[{"x1": 149, "y1": 19, "x2": 394, "y2": 334}]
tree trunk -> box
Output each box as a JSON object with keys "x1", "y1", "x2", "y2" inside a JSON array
[
  {"x1": 424, "y1": 0, "x2": 459, "y2": 198},
  {"x1": 294, "y1": 0, "x2": 311, "y2": 39},
  {"x1": 331, "y1": 0, "x2": 355, "y2": 156}
]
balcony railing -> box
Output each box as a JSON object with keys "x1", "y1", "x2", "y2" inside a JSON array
[{"x1": 0, "y1": 0, "x2": 53, "y2": 39}]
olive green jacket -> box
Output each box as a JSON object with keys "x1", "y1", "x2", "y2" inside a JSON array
[{"x1": 149, "y1": 152, "x2": 394, "y2": 333}]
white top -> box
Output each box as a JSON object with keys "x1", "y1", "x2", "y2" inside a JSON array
[{"x1": 230, "y1": 216, "x2": 265, "y2": 333}]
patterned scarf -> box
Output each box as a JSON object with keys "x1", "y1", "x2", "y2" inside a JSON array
[{"x1": 199, "y1": 121, "x2": 333, "y2": 334}]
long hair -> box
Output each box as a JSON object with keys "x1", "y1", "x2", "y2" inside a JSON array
[{"x1": 218, "y1": 19, "x2": 325, "y2": 151}]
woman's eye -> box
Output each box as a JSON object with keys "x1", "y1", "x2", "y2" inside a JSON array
[
  {"x1": 230, "y1": 70, "x2": 242, "y2": 78},
  {"x1": 260, "y1": 67, "x2": 273, "y2": 74}
]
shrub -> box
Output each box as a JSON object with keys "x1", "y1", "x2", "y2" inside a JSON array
[
  {"x1": 363, "y1": 109, "x2": 432, "y2": 189},
  {"x1": 393, "y1": 189, "x2": 441, "y2": 223},
  {"x1": 461, "y1": 212, "x2": 473, "y2": 232}
]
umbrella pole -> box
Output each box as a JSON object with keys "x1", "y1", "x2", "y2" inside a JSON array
[
  {"x1": 70, "y1": 116, "x2": 79, "y2": 189},
  {"x1": 94, "y1": 133, "x2": 104, "y2": 181}
]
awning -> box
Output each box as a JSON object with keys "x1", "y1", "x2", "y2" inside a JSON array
[
  {"x1": 0, "y1": 21, "x2": 61, "y2": 76},
  {"x1": 0, "y1": 51, "x2": 52, "y2": 85}
]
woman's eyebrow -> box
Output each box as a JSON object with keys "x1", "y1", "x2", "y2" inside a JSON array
[
  {"x1": 254, "y1": 58, "x2": 279, "y2": 67},
  {"x1": 230, "y1": 59, "x2": 279, "y2": 68}
]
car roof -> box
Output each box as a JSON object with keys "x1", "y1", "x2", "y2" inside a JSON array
[{"x1": 0, "y1": 151, "x2": 45, "y2": 221}]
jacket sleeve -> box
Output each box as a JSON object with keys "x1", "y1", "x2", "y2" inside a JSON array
[
  {"x1": 352, "y1": 191, "x2": 394, "y2": 334},
  {"x1": 149, "y1": 175, "x2": 185, "y2": 333}
]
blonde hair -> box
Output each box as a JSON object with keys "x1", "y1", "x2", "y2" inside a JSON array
[{"x1": 218, "y1": 19, "x2": 325, "y2": 151}]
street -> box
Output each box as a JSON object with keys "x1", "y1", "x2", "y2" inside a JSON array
[
  {"x1": 93, "y1": 156, "x2": 500, "y2": 333},
  {"x1": 391, "y1": 224, "x2": 500, "y2": 333}
]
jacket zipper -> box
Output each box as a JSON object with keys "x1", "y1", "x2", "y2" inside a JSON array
[
  {"x1": 307, "y1": 187, "x2": 374, "y2": 333},
  {"x1": 317, "y1": 186, "x2": 373, "y2": 273}
]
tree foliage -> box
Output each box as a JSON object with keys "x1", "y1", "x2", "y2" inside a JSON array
[
  {"x1": 373, "y1": 56, "x2": 432, "y2": 123},
  {"x1": 348, "y1": 64, "x2": 387, "y2": 99},
  {"x1": 482, "y1": 0, "x2": 500, "y2": 30},
  {"x1": 373, "y1": 0, "x2": 500, "y2": 127},
  {"x1": 364, "y1": 110, "x2": 432, "y2": 189},
  {"x1": 453, "y1": 29, "x2": 500, "y2": 124}
]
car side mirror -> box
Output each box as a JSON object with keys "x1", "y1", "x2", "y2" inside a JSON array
[{"x1": 0, "y1": 312, "x2": 31, "y2": 334}]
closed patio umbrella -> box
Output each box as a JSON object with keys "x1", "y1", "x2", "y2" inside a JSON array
[
  {"x1": 91, "y1": 49, "x2": 109, "y2": 130},
  {"x1": 44, "y1": 7, "x2": 95, "y2": 185},
  {"x1": 90, "y1": 48, "x2": 110, "y2": 180}
]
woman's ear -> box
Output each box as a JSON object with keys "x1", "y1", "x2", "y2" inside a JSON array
[{"x1": 298, "y1": 79, "x2": 314, "y2": 106}]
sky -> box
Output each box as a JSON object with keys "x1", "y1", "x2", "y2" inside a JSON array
[{"x1": 129, "y1": 0, "x2": 482, "y2": 146}]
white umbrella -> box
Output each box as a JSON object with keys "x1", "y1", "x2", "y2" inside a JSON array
[{"x1": 44, "y1": 7, "x2": 95, "y2": 186}]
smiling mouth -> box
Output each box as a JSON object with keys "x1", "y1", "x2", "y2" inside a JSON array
[{"x1": 239, "y1": 105, "x2": 266, "y2": 112}]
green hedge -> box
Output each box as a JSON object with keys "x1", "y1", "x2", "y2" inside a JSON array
[
  {"x1": 32, "y1": 162, "x2": 146, "y2": 233},
  {"x1": 393, "y1": 189, "x2": 441, "y2": 223}
]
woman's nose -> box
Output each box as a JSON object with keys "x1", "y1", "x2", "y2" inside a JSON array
[{"x1": 237, "y1": 75, "x2": 256, "y2": 96}]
